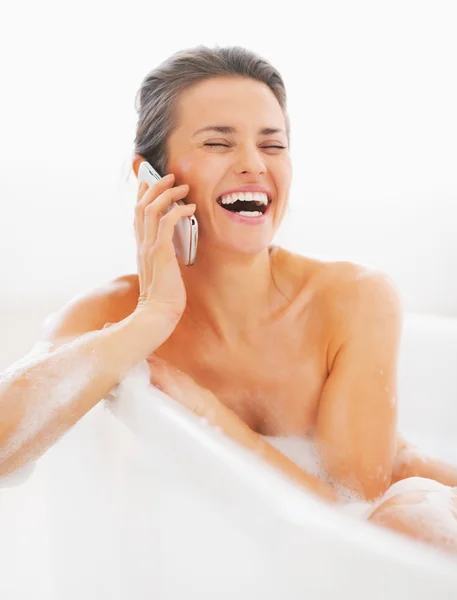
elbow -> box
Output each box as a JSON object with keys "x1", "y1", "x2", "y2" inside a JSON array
[
  {"x1": 328, "y1": 464, "x2": 393, "y2": 502},
  {"x1": 353, "y1": 468, "x2": 393, "y2": 502},
  {"x1": 360, "y1": 479, "x2": 391, "y2": 503}
]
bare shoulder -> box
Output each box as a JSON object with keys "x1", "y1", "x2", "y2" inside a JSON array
[
  {"x1": 272, "y1": 246, "x2": 402, "y2": 319},
  {"x1": 269, "y1": 245, "x2": 327, "y2": 300},
  {"x1": 41, "y1": 273, "x2": 140, "y2": 344},
  {"x1": 312, "y1": 259, "x2": 403, "y2": 364},
  {"x1": 316, "y1": 260, "x2": 403, "y2": 321},
  {"x1": 275, "y1": 248, "x2": 404, "y2": 372}
]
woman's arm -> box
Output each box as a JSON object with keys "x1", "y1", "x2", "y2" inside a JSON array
[
  {"x1": 0, "y1": 302, "x2": 173, "y2": 477},
  {"x1": 146, "y1": 355, "x2": 336, "y2": 503},
  {"x1": 393, "y1": 434, "x2": 457, "y2": 487},
  {"x1": 315, "y1": 271, "x2": 403, "y2": 501}
]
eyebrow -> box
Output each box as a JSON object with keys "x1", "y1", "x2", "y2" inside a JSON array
[{"x1": 192, "y1": 125, "x2": 286, "y2": 137}]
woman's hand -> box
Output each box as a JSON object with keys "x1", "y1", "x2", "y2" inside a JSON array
[
  {"x1": 146, "y1": 354, "x2": 336, "y2": 502},
  {"x1": 134, "y1": 173, "x2": 196, "y2": 324},
  {"x1": 146, "y1": 353, "x2": 217, "y2": 416}
]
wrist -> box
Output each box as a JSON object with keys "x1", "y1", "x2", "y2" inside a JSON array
[
  {"x1": 133, "y1": 303, "x2": 179, "y2": 330},
  {"x1": 125, "y1": 307, "x2": 178, "y2": 353},
  {"x1": 135, "y1": 300, "x2": 183, "y2": 326}
]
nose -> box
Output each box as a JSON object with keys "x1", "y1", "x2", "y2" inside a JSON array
[{"x1": 234, "y1": 144, "x2": 267, "y2": 175}]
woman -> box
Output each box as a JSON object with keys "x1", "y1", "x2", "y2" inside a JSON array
[{"x1": 0, "y1": 45, "x2": 456, "y2": 553}]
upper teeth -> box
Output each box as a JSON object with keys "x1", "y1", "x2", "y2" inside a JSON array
[{"x1": 219, "y1": 192, "x2": 269, "y2": 205}]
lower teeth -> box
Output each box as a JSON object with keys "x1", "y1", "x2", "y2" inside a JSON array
[{"x1": 237, "y1": 210, "x2": 262, "y2": 217}]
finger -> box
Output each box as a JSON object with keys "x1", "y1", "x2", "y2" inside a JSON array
[
  {"x1": 136, "y1": 173, "x2": 174, "y2": 204},
  {"x1": 135, "y1": 174, "x2": 175, "y2": 244},
  {"x1": 145, "y1": 352, "x2": 165, "y2": 366},
  {"x1": 135, "y1": 183, "x2": 188, "y2": 248},
  {"x1": 141, "y1": 186, "x2": 190, "y2": 248},
  {"x1": 136, "y1": 175, "x2": 176, "y2": 219},
  {"x1": 136, "y1": 181, "x2": 147, "y2": 203},
  {"x1": 152, "y1": 203, "x2": 196, "y2": 250}
]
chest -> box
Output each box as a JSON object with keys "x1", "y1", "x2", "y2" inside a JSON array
[{"x1": 155, "y1": 326, "x2": 327, "y2": 437}]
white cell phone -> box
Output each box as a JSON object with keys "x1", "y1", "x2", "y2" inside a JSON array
[{"x1": 138, "y1": 161, "x2": 198, "y2": 266}]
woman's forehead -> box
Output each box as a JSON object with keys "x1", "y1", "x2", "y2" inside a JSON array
[{"x1": 175, "y1": 78, "x2": 285, "y2": 132}]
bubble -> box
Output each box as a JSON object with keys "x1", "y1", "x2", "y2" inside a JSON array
[
  {"x1": 263, "y1": 435, "x2": 325, "y2": 480},
  {"x1": 0, "y1": 350, "x2": 98, "y2": 472}
]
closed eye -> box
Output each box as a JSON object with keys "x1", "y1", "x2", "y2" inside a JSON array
[{"x1": 204, "y1": 143, "x2": 286, "y2": 149}]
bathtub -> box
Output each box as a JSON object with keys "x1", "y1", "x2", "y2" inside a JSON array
[{"x1": 1, "y1": 312, "x2": 457, "y2": 599}]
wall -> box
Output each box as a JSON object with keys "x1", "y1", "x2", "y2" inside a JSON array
[{"x1": 1, "y1": 0, "x2": 456, "y2": 334}]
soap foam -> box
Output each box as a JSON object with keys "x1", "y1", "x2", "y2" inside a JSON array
[
  {"x1": 263, "y1": 434, "x2": 325, "y2": 479},
  {"x1": 368, "y1": 477, "x2": 457, "y2": 552},
  {"x1": 0, "y1": 341, "x2": 98, "y2": 473},
  {"x1": 263, "y1": 434, "x2": 374, "y2": 517}
]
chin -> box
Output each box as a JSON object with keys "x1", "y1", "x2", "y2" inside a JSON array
[{"x1": 213, "y1": 235, "x2": 274, "y2": 256}]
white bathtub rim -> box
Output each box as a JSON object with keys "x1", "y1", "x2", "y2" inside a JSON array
[{"x1": 105, "y1": 372, "x2": 457, "y2": 581}]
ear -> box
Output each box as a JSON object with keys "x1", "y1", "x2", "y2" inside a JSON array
[{"x1": 132, "y1": 154, "x2": 145, "y2": 178}]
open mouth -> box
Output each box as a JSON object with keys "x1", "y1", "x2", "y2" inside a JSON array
[{"x1": 216, "y1": 195, "x2": 271, "y2": 216}]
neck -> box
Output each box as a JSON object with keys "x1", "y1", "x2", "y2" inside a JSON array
[{"x1": 180, "y1": 244, "x2": 276, "y2": 342}]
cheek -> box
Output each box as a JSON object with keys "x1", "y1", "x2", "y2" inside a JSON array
[
  {"x1": 170, "y1": 156, "x2": 193, "y2": 182},
  {"x1": 176, "y1": 157, "x2": 222, "y2": 203},
  {"x1": 269, "y1": 155, "x2": 292, "y2": 190},
  {"x1": 279, "y1": 157, "x2": 293, "y2": 188},
  {"x1": 174, "y1": 155, "x2": 213, "y2": 186}
]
